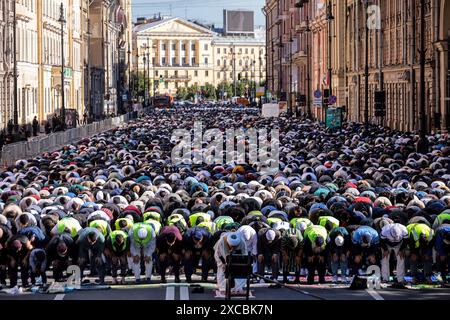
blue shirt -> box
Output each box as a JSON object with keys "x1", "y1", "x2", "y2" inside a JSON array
[
  {"x1": 352, "y1": 226, "x2": 380, "y2": 245},
  {"x1": 435, "y1": 225, "x2": 450, "y2": 256}
]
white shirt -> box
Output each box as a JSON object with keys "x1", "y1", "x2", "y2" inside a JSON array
[
  {"x1": 237, "y1": 225, "x2": 258, "y2": 256},
  {"x1": 380, "y1": 223, "x2": 408, "y2": 243}
]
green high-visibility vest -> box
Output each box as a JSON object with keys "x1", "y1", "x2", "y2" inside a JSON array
[
  {"x1": 168, "y1": 214, "x2": 185, "y2": 225},
  {"x1": 290, "y1": 217, "x2": 313, "y2": 230},
  {"x1": 318, "y1": 216, "x2": 340, "y2": 232},
  {"x1": 407, "y1": 223, "x2": 434, "y2": 248},
  {"x1": 189, "y1": 212, "x2": 211, "y2": 227},
  {"x1": 144, "y1": 219, "x2": 162, "y2": 235},
  {"x1": 57, "y1": 217, "x2": 80, "y2": 238},
  {"x1": 143, "y1": 211, "x2": 161, "y2": 223},
  {"x1": 304, "y1": 225, "x2": 328, "y2": 250},
  {"x1": 214, "y1": 216, "x2": 234, "y2": 230},
  {"x1": 132, "y1": 223, "x2": 153, "y2": 247},
  {"x1": 198, "y1": 221, "x2": 216, "y2": 234},
  {"x1": 436, "y1": 213, "x2": 450, "y2": 227},
  {"x1": 267, "y1": 217, "x2": 283, "y2": 226},
  {"x1": 115, "y1": 218, "x2": 134, "y2": 231},
  {"x1": 110, "y1": 230, "x2": 128, "y2": 252},
  {"x1": 89, "y1": 220, "x2": 109, "y2": 237}
]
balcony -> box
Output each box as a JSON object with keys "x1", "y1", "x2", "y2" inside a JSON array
[
  {"x1": 292, "y1": 51, "x2": 308, "y2": 65},
  {"x1": 295, "y1": 21, "x2": 309, "y2": 33},
  {"x1": 167, "y1": 75, "x2": 192, "y2": 82}
]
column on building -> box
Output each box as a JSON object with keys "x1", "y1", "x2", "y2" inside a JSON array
[
  {"x1": 165, "y1": 40, "x2": 170, "y2": 66},
  {"x1": 178, "y1": 40, "x2": 183, "y2": 66},
  {"x1": 188, "y1": 40, "x2": 192, "y2": 66},
  {"x1": 159, "y1": 39, "x2": 163, "y2": 65},
  {"x1": 168, "y1": 39, "x2": 172, "y2": 66}
]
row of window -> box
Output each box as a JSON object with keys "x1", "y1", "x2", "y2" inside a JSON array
[
  {"x1": 216, "y1": 47, "x2": 264, "y2": 55},
  {"x1": 216, "y1": 59, "x2": 264, "y2": 67}
]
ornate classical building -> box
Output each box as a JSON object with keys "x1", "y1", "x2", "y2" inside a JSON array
[
  {"x1": 88, "y1": 0, "x2": 131, "y2": 117},
  {"x1": 0, "y1": 0, "x2": 132, "y2": 129},
  {"x1": 133, "y1": 17, "x2": 216, "y2": 96},
  {"x1": 211, "y1": 29, "x2": 266, "y2": 96},
  {"x1": 133, "y1": 16, "x2": 266, "y2": 97},
  {"x1": 265, "y1": 0, "x2": 450, "y2": 132},
  {"x1": 0, "y1": 0, "x2": 14, "y2": 130}
]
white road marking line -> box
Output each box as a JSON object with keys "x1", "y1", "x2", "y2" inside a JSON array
[
  {"x1": 54, "y1": 294, "x2": 65, "y2": 300},
  {"x1": 366, "y1": 289, "x2": 384, "y2": 300},
  {"x1": 165, "y1": 286, "x2": 175, "y2": 300},
  {"x1": 180, "y1": 286, "x2": 189, "y2": 300}
]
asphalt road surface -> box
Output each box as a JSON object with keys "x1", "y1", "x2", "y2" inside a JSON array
[{"x1": 1, "y1": 276, "x2": 449, "y2": 300}]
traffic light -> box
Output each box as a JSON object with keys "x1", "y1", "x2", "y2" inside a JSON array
[
  {"x1": 374, "y1": 91, "x2": 386, "y2": 117},
  {"x1": 296, "y1": 94, "x2": 306, "y2": 105},
  {"x1": 323, "y1": 89, "x2": 330, "y2": 106}
]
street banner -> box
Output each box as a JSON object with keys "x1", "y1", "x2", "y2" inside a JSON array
[
  {"x1": 256, "y1": 87, "x2": 265, "y2": 97},
  {"x1": 262, "y1": 103, "x2": 280, "y2": 118},
  {"x1": 326, "y1": 107, "x2": 343, "y2": 129}
]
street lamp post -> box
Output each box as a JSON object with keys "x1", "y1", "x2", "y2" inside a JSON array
[
  {"x1": 364, "y1": 0, "x2": 369, "y2": 134},
  {"x1": 143, "y1": 44, "x2": 147, "y2": 106},
  {"x1": 143, "y1": 55, "x2": 147, "y2": 105},
  {"x1": 306, "y1": 16, "x2": 312, "y2": 120},
  {"x1": 417, "y1": 0, "x2": 429, "y2": 153},
  {"x1": 152, "y1": 44, "x2": 157, "y2": 99},
  {"x1": 327, "y1": 0, "x2": 334, "y2": 97},
  {"x1": 288, "y1": 31, "x2": 294, "y2": 117},
  {"x1": 13, "y1": 0, "x2": 18, "y2": 130},
  {"x1": 86, "y1": 18, "x2": 92, "y2": 121},
  {"x1": 146, "y1": 39, "x2": 150, "y2": 105},
  {"x1": 136, "y1": 52, "x2": 139, "y2": 101},
  {"x1": 127, "y1": 45, "x2": 132, "y2": 107},
  {"x1": 58, "y1": 3, "x2": 66, "y2": 131},
  {"x1": 233, "y1": 45, "x2": 237, "y2": 97}
]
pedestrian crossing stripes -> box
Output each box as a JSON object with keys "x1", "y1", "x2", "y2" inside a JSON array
[{"x1": 165, "y1": 286, "x2": 190, "y2": 300}]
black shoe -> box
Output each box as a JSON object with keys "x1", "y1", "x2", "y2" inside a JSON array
[
  {"x1": 186, "y1": 277, "x2": 192, "y2": 283},
  {"x1": 161, "y1": 277, "x2": 167, "y2": 284},
  {"x1": 95, "y1": 279, "x2": 105, "y2": 286},
  {"x1": 175, "y1": 277, "x2": 181, "y2": 284},
  {"x1": 294, "y1": 277, "x2": 301, "y2": 284}
]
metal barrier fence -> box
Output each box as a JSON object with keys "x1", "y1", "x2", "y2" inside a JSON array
[{"x1": 0, "y1": 109, "x2": 150, "y2": 167}]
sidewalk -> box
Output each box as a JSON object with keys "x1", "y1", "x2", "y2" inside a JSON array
[{"x1": 0, "y1": 111, "x2": 145, "y2": 167}]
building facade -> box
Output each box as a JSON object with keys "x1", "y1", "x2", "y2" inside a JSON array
[
  {"x1": 88, "y1": 0, "x2": 131, "y2": 117},
  {"x1": 212, "y1": 32, "x2": 266, "y2": 98},
  {"x1": 265, "y1": 0, "x2": 450, "y2": 132},
  {"x1": 133, "y1": 16, "x2": 266, "y2": 97},
  {"x1": 134, "y1": 17, "x2": 216, "y2": 97},
  {"x1": 0, "y1": 0, "x2": 14, "y2": 130},
  {"x1": 0, "y1": 0, "x2": 132, "y2": 130}
]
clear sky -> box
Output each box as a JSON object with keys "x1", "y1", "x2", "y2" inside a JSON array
[{"x1": 131, "y1": 0, "x2": 266, "y2": 28}]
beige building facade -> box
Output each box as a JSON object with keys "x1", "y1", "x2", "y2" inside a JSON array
[
  {"x1": 134, "y1": 17, "x2": 216, "y2": 96},
  {"x1": 212, "y1": 33, "x2": 266, "y2": 95},
  {"x1": 266, "y1": 0, "x2": 450, "y2": 132},
  {"x1": 0, "y1": 0, "x2": 14, "y2": 130},
  {"x1": 133, "y1": 16, "x2": 266, "y2": 97},
  {"x1": 0, "y1": 0, "x2": 132, "y2": 130}
]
